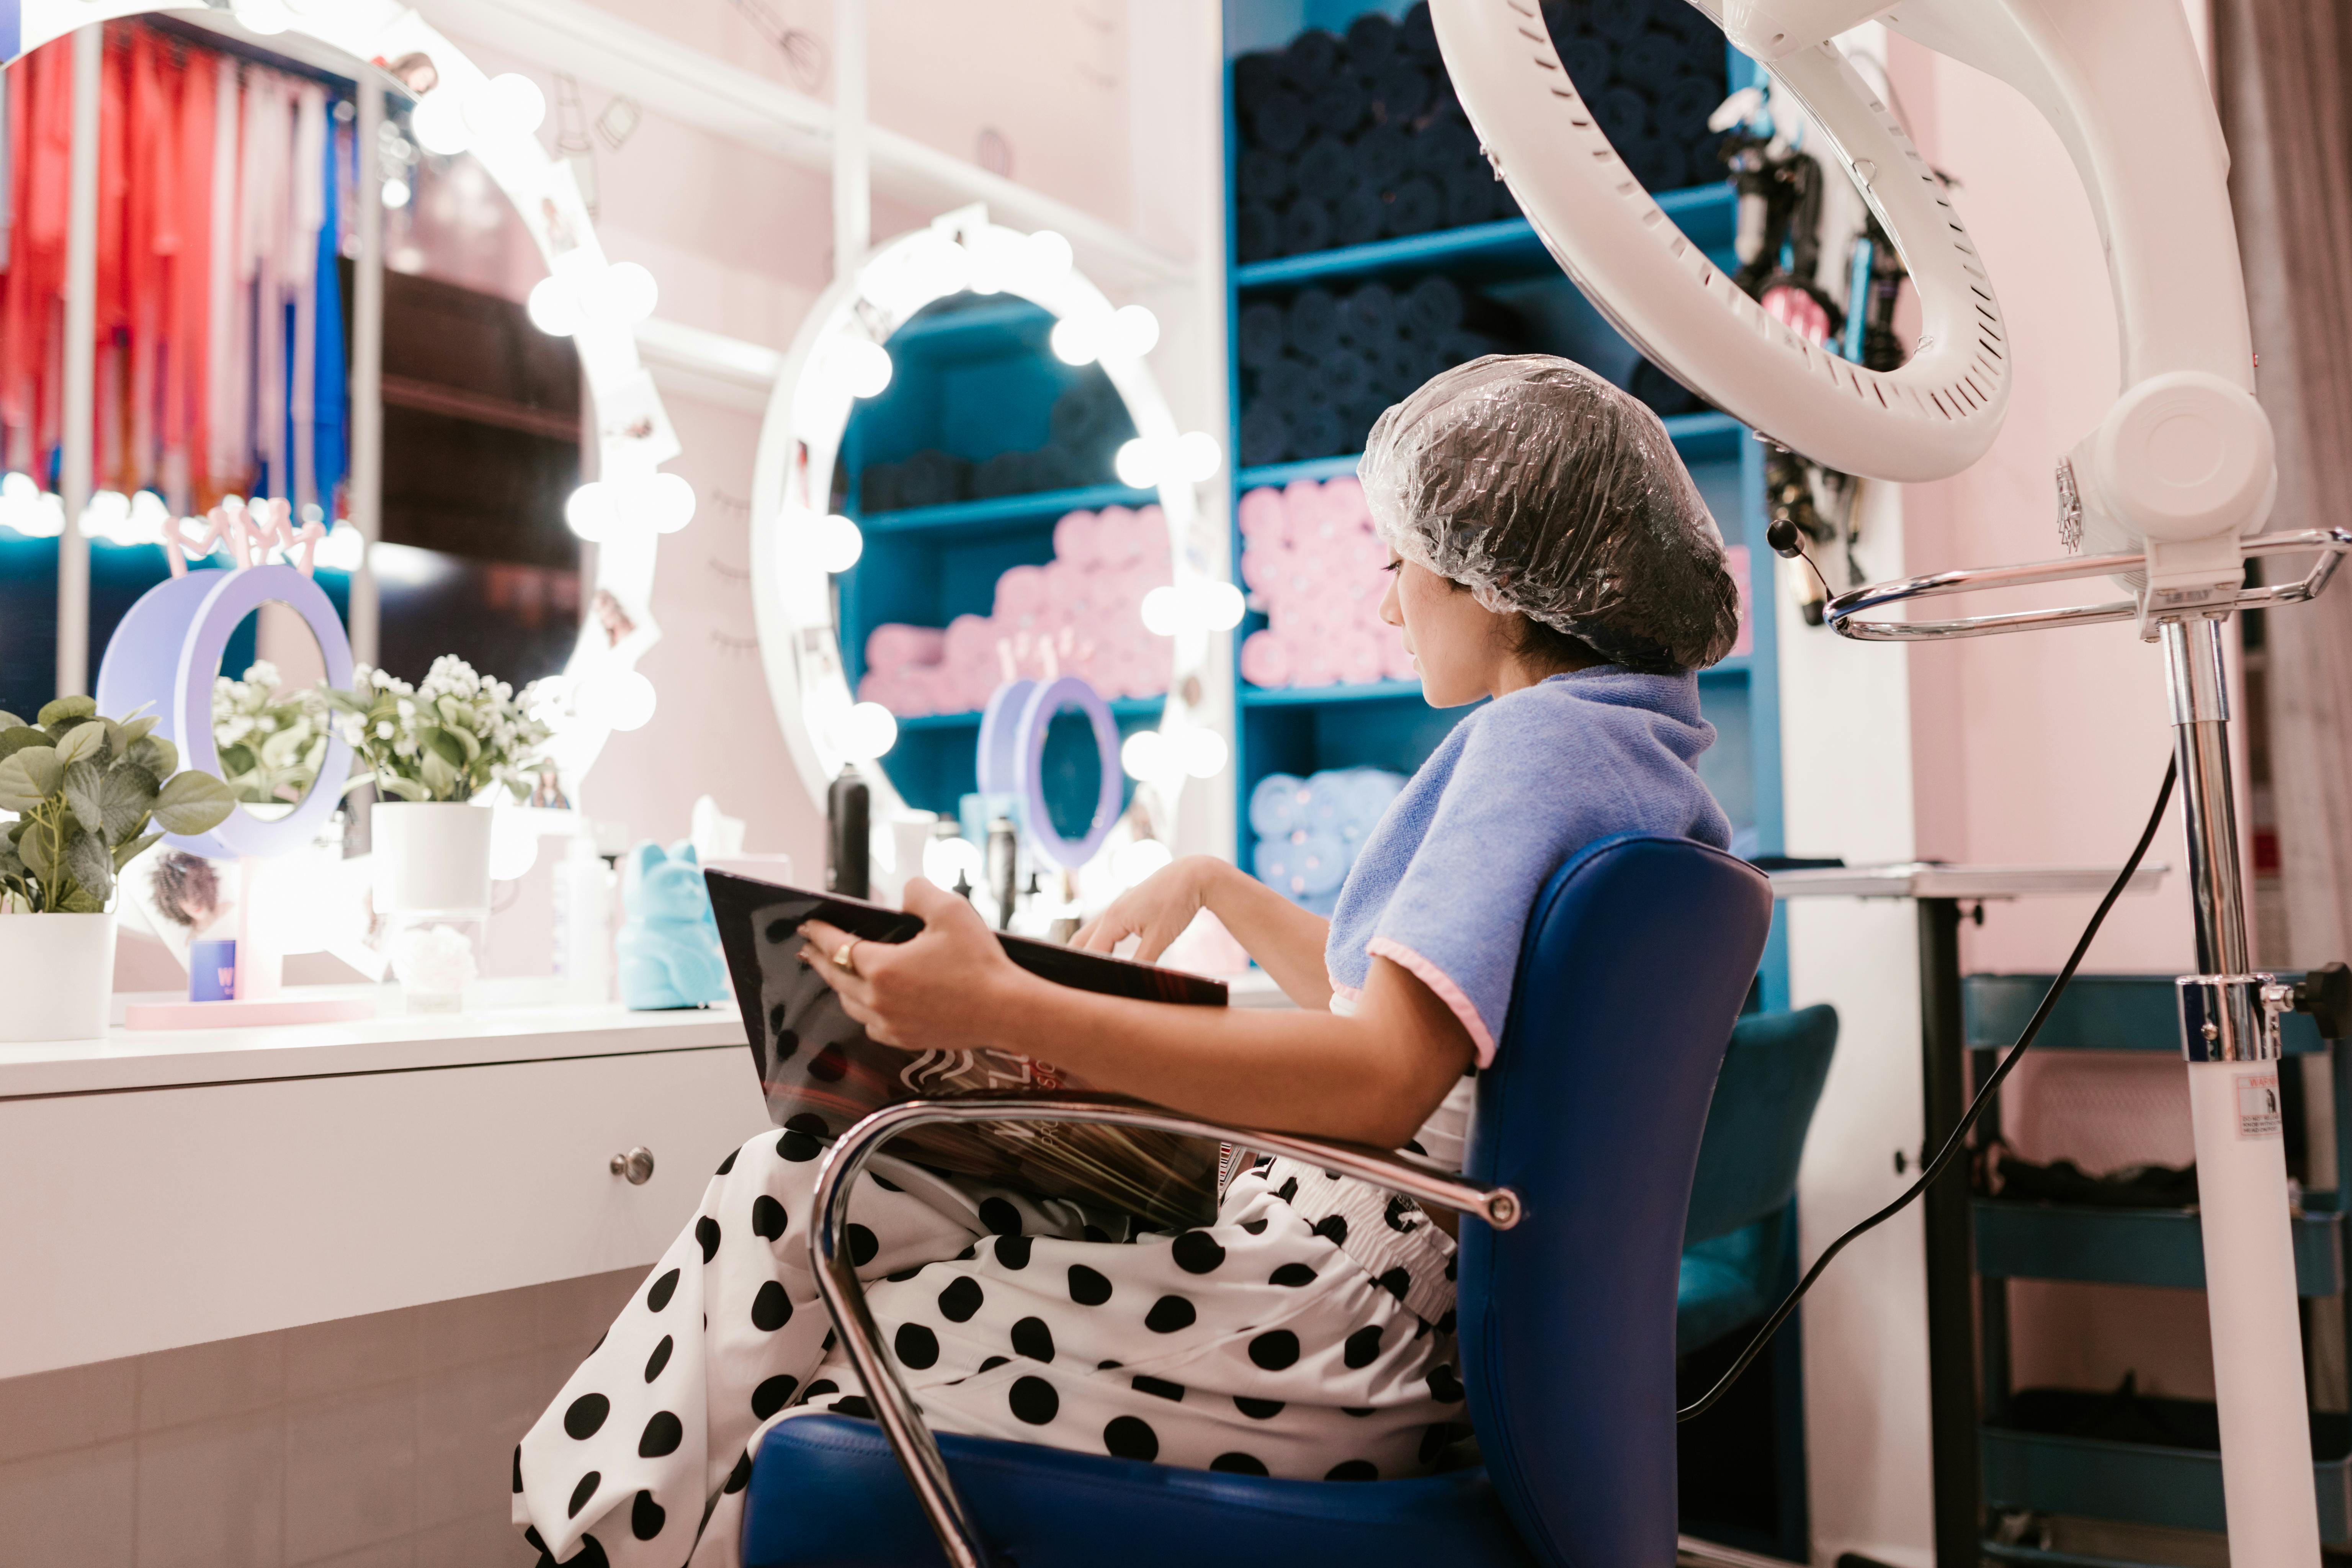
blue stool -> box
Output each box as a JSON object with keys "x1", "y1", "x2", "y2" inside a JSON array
[
  {"x1": 742, "y1": 831, "x2": 1773, "y2": 1568},
  {"x1": 1678, "y1": 1004, "x2": 1840, "y2": 1357}
]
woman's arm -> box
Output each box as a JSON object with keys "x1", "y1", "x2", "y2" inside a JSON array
[
  {"x1": 803, "y1": 879, "x2": 1473, "y2": 1149},
  {"x1": 1074, "y1": 854, "x2": 1334, "y2": 1008}
]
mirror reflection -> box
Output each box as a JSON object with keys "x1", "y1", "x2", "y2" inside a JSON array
[{"x1": 212, "y1": 600, "x2": 330, "y2": 821}]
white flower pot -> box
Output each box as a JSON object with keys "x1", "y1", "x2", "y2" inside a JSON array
[
  {"x1": 0, "y1": 911, "x2": 116, "y2": 1042},
  {"x1": 372, "y1": 801, "x2": 494, "y2": 916}
]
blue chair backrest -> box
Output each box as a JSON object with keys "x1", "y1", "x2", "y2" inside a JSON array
[
  {"x1": 1684, "y1": 1003, "x2": 1839, "y2": 1246},
  {"x1": 1459, "y1": 833, "x2": 1773, "y2": 1568}
]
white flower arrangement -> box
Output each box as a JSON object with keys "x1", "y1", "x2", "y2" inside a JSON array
[{"x1": 322, "y1": 656, "x2": 555, "y2": 804}]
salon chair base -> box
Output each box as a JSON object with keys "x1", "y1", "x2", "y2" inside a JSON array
[{"x1": 740, "y1": 1413, "x2": 1542, "y2": 1568}]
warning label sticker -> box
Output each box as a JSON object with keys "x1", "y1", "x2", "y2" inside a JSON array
[{"x1": 2238, "y1": 1071, "x2": 2283, "y2": 1141}]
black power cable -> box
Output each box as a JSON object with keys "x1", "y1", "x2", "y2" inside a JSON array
[{"x1": 1679, "y1": 754, "x2": 2180, "y2": 1423}]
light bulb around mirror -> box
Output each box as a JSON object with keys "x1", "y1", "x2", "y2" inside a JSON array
[
  {"x1": 826, "y1": 338, "x2": 894, "y2": 401},
  {"x1": 411, "y1": 88, "x2": 471, "y2": 157},
  {"x1": 813, "y1": 513, "x2": 865, "y2": 574},
  {"x1": 1023, "y1": 230, "x2": 1075, "y2": 288},
  {"x1": 578, "y1": 668, "x2": 656, "y2": 732},
  {"x1": 923, "y1": 833, "x2": 985, "y2": 891},
  {"x1": 232, "y1": 0, "x2": 293, "y2": 34},
  {"x1": 1049, "y1": 314, "x2": 1102, "y2": 367},
  {"x1": 1119, "y1": 728, "x2": 1171, "y2": 782},
  {"x1": 564, "y1": 481, "x2": 618, "y2": 542},
  {"x1": 1196, "y1": 580, "x2": 1245, "y2": 631},
  {"x1": 1106, "y1": 304, "x2": 1160, "y2": 358},
  {"x1": 1177, "y1": 431, "x2": 1223, "y2": 482},
  {"x1": 838, "y1": 701, "x2": 899, "y2": 762},
  {"x1": 583, "y1": 262, "x2": 659, "y2": 326},
  {"x1": 1181, "y1": 727, "x2": 1229, "y2": 779},
  {"x1": 641, "y1": 471, "x2": 696, "y2": 534},
  {"x1": 1114, "y1": 438, "x2": 1156, "y2": 489},
  {"x1": 380, "y1": 177, "x2": 412, "y2": 210},
  {"x1": 526, "y1": 275, "x2": 580, "y2": 335}
]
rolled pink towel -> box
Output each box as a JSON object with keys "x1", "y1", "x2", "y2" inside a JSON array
[
  {"x1": 1290, "y1": 635, "x2": 1340, "y2": 688},
  {"x1": 866, "y1": 622, "x2": 946, "y2": 672},
  {"x1": 1095, "y1": 505, "x2": 1143, "y2": 568},
  {"x1": 1335, "y1": 629, "x2": 1384, "y2": 686},
  {"x1": 1053, "y1": 509, "x2": 1100, "y2": 567},
  {"x1": 1240, "y1": 628, "x2": 1291, "y2": 688},
  {"x1": 1237, "y1": 486, "x2": 1287, "y2": 546},
  {"x1": 995, "y1": 563, "x2": 1049, "y2": 621},
  {"x1": 1240, "y1": 541, "x2": 1290, "y2": 596}
]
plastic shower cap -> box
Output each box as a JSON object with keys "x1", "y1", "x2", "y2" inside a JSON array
[{"x1": 1359, "y1": 354, "x2": 1741, "y2": 672}]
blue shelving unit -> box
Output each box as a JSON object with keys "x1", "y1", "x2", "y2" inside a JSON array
[
  {"x1": 1219, "y1": 9, "x2": 1784, "y2": 1010},
  {"x1": 1963, "y1": 973, "x2": 2352, "y2": 1555}
]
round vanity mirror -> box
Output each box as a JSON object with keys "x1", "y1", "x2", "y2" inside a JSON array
[{"x1": 14, "y1": 3, "x2": 688, "y2": 800}]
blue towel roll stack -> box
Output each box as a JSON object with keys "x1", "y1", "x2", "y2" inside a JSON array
[{"x1": 1248, "y1": 767, "x2": 1408, "y2": 915}]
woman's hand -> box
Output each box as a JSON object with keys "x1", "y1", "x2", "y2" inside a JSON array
[
  {"x1": 1072, "y1": 854, "x2": 1214, "y2": 961},
  {"x1": 799, "y1": 878, "x2": 1030, "y2": 1050}
]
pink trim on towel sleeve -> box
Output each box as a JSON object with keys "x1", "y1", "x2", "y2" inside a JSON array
[{"x1": 1367, "y1": 937, "x2": 1497, "y2": 1066}]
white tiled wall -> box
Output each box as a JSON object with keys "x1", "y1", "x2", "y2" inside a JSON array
[{"x1": 0, "y1": 1269, "x2": 642, "y2": 1568}]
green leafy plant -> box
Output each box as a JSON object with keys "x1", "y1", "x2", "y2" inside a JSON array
[
  {"x1": 0, "y1": 696, "x2": 237, "y2": 914},
  {"x1": 322, "y1": 657, "x2": 554, "y2": 804},
  {"x1": 212, "y1": 662, "x2": 333, "y2": 807}
]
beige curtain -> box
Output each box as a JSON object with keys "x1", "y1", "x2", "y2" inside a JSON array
[{"x1": 2217, "y1": 0, "x2": 2352, "y2": 966}]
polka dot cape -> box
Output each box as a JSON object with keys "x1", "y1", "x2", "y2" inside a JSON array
[{"x1": 514, "y1": 1128, "x2": 1465, "y2": 1566}]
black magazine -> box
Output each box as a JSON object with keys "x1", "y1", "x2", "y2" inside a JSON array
[{"x1": 706, "y1": 871, "x2": 1228, "y2": 1230}]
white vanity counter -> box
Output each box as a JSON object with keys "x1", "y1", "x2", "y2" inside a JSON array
[{"x1": 0, "y1": 991, "x2": 774, "y2": 1381}]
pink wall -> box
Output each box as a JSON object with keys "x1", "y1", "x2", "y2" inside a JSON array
[{"x1": 1887, "y1": 38, "x2": 2198, "y2": 976}]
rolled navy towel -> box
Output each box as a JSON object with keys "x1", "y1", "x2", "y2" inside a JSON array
[
  {"x1": 1311, "y1": 70, "x2": 1369, "y2": 139},
  {"x1": 1281, "y1": 398, "x2": 1344, "y2": 463},
  {"x1": 1367, "y1": 62, "x2": 1430, "y2": 126},
  {"x1": 1281, "y1": 198, "x2": 1333, "y2": 255},
  {"x1": 1399, "y1": 3, "x2": 1438, "y2": 61},
  {"x1": 1345, "y1": 11, "x2": 1399, "y2": 69},
  {"x1": 1619, "y1": 30, "x2": 1683, "y2": 93},
  {"x1": 1402, "y1": 274, "x2": 1465, "y2": 337},
  {"x1": 1558, "y1": 31, "x2": 1612, "y2": 88},
  {"x1": 1409, "y1": 119, "x2": 1479, "y2": 177},
  {"x1": 1595, "y1": 82, "x2": 1653, "y2": 141},
  {"x1": 1285, "y1": 287, "x2": 1343, "y2": 358},
  {"x1": 1249, "y1": 89, "x2": 1309, "y2": 155},
  {"x1": 1353, "y1": 122, "x2": 1412, "y2": 190},
  {"x1": 1323, "y1": 347, "x2": 1372, "y2": 405},
  {"x1": 1440, "y1": 159, "x2": 1501, "y2": 227},
  {"x1": 1238, "y1": 402, "x2": 1293, "y2": 469},
  {"x1": 1236, "y1": 202, "x2": 1282, "y2": 264},
  {"x1": 1233, "y1": 52, "x2": 1282, "y2": 115},
  {"x1": 1237, "y1": 146, "x2": 1293, "y2": 207},
  {"x1": 1386, "y1": 175, "x2": 1443, "y2": 237},
  {"x1": 1258, "y1": 355, "x2": 1316, "y2": 408},
  {"x1": 1281, "y1": 28, "x2": 1344, "y2": 92},
  {"x1": 1332, "y1": 183, "x2": 1386, "y2": 247},
  {"x1": 1340, "y1": 281, "x2": 1397, "y2": 344},
  {"x1": 1661, "y1": 72, "x2": 1724, "y2": 132},
  {"x1": 1590, "y1": 2, "x2": 1644, "y2": 43},
  {"x1": 1238, "y1": 301, "x2": 1288, "y2": 370},
  {"x1": 1294, "y1": 134, "x2": 1353, "y2": 195}
]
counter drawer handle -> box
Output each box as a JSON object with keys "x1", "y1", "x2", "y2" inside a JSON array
[{"x1": 611, "y1": 1147, "x2": 655, "y2": 1185}]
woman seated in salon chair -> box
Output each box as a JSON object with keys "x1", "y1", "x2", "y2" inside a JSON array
[{"x1": 515, "y1": 355, "x2": 1746, "y2": 1568}]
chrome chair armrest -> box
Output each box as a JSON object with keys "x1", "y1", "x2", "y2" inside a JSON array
[{"x1": 803, "y1": 1092, "x2": 1525, "y2": 1568}]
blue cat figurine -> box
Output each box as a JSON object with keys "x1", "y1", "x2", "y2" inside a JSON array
[{"x1": 617, "y1": 839, "x2": 728, "y2": 1010}]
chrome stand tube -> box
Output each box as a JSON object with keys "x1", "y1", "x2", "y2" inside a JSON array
[{"x1": 2162, "y1": 616, "x2": 2320, "y2": 1566}]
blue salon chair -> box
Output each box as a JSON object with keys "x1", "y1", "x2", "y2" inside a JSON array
[
  {"x1": 1677, "y1": 1004, "x2": 1839, "y2": 1357},
  {"x1": 742, "y1": 831, "x2": 1773, "y2": 1568}
]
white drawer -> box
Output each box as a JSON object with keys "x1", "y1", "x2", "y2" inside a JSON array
[{"x1": 0, "y1": 1044, "x2": 773, "y2": 1378}]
